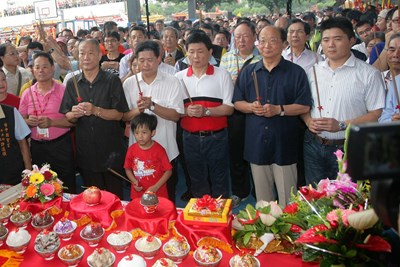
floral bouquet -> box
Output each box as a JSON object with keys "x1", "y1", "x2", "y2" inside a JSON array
[
  {"x1": 293, "y1": 151, "x2": 391, "y2": 266},
  {"x1": 21, "y1": 164, "x2": 64, "y2": 204},
  {"x1": 234, "y1": 132, "x2": 392, "y2": 266}
]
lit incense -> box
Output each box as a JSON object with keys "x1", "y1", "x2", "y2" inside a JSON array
[
  {"x1": 180, "y1": 79, "x2": 193, "y2": 105},
  {"x1": 252, "y1": 71, "x2": 261, "y2": 103}
]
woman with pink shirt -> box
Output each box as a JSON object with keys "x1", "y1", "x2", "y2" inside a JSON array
[{"x1": 19, "y1": 52, "x2": 76, "y2": 193}]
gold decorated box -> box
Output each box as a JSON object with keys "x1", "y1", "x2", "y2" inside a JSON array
[{"x1": 183, "y1": 198, "x2": 232, "y2": 226}]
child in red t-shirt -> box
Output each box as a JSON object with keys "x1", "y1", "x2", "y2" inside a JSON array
[{"x1": 124, "y1": 113, "x2": 172, "y2": 200}]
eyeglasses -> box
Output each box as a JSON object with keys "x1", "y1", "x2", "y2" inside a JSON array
[
  {"x1": 357, "y1": 28, "x2": 371, "y2": 36},
  {"x1": 5, "y1": 52, "x2": 18, "y2": 57}
]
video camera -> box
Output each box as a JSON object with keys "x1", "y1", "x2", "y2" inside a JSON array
[{"x1": 347, "y1": 122, "x2": 400, "y2": 233}]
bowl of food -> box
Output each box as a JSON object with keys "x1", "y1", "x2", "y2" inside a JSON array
[
  {"x1": 229, "y1": 253, "x2": 260, "y2": 267},
  {"x1": 193, "y1": 245, "x2": 222, "y2": 267},
  {"x1": 107, "y1": 231, "x2": 132, "y2": 253},
  {"x1": 58, "y1": 244, "x2": 85, "y2": 267},
  {"x1": 152, "y1": 258, "x2": 178, "y2": 267},
  {"x1": 87, "y1": 247, "x2": 115, "y2": 267},
  {"x1": 140, "y1": 191, "x2": 159, "y2": 213},
  {"x1": 0, "y1": 224, "x2": 9, "y2": 247},
  {"x1": 117, "y1": 254, "x2": 146, "y2": 267},
  {"x1": 6, "y1": 229, "x2": 31, "y2": 254},
  {"x1": 0, "y1": 204, "x2": 12, "y2": 225},
  {"x1": 31, "y1": 211, "x2": 54, "y2": 231},
  {"x1": 54, "y1": 218, "x2": 77, "y2": 241},
  {"x1": 163, "y1": 237, "x2": 190, "y2": 263},
  {"x1": 135, "y1": 236, "x2": 162, "y2": 259},
  {"x1": 80, "y1": 222, "x2": 104, "y2": 247},
  {"x1": 10, "y1": 211, "x2": 32, "y2": 229},
  {"x1": 34, "y1": 230, "x2": 60, "y2": 260}
]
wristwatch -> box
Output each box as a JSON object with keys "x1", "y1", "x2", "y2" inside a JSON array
[
  {"x1": 204, "y1": 108, "x2": 211, "y2": 117},
  {"x1": 149, "y1": 101, "x2": 155, "y2": 111},
  {"x1": 279, "y1": 105, "x2": 285, "y2": 116},
  {"x1": 338, "y1": 121, "x2": 347, "y2": 131}
]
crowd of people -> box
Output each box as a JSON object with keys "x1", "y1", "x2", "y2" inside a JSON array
[
  {"x1": 1, "y1": 0, "x2": 123, "y2": 17},
  {"x1": 0, "y1": 5, "x2": 399, "y2": 209}
]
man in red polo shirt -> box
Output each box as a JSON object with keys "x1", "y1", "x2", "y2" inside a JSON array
[{"x1": 175, "y1": 31, "x2": 234, "y2": 198}]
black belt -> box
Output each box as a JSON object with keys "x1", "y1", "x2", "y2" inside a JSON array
[
  {"x1": 313, "y1": 133, "x2": 345, "y2": 146},
  {"x1": 187, "y1": 128, "x2": 224, "y2": 137},
  {"x1": 31, "y1": 132, "x2": 69, "y2": 144}
]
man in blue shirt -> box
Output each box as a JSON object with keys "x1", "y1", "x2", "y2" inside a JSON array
[{"x1": 233, "y1": 26, "x2": 312, "y2": 206}]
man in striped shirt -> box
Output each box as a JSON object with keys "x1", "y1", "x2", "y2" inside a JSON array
[{"x1": 302, "y1": 17, "x2": 386, "y2": 186}]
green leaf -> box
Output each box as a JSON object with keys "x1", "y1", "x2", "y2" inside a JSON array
[
  {"x1": 345, "y1": 249, "x2": 357, "y2": 258},
  {"x1": 243, "y1": 232, "x2": 253, "y2": 245},
  {"x1": 259, "y1": 205, "x2": 271, "y2": 214}
]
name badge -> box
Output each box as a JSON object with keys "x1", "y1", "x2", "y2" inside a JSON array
[{"x1": 37, "y1": 127, "x2": 49, "y2": 139}]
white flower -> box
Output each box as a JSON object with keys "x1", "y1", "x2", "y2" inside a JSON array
[
  {"x1": 259, "y1": 213, "x2": 276, "y2": 226},
  {"x1": 347, "y1": 209, "x2": 379, "y2": 230}
]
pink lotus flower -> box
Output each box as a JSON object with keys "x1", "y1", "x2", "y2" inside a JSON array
[{"x1": 40, "y1": 183, "x2": 55, "y2": 196}]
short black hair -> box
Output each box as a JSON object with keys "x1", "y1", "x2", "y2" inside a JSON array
[
  {"x1": 289, "y1": 19, "x2": 311, "y2": 35},
  {"x1": 346, "y1": 9, "x2": 363, "y2": 23},
  {"x1": 185, "y1": 30, "x2": 213, "y2": 50},
  {"x1": 355, "y1": 20, "x2": 372, "y2": 32},
  {"x1": 76, "y1": 29, "x2": 89, "y2": 38},
  {"x1": 135, "y1": 40, "x2": 160, "y2": 58},
  {"x1": 61, "y1": 28, "x2": 74, "y2": 36},
  {"x1": 103, "y1": 21, "x2": 118, "y2": 33},
  {"x1": 149, "y1": 30, "x2": 160, "y2": 40},
  {"x1": 0, "y1": 43, "x2": 13, "y2": 57},
  {"x1": 131, "y1": 113, "x2": 158, "y2": 132},
  {"x1": 105, "y1": 31, "x2": 120, "y2": 42},
  {"x1": 234, "y1": 20, "x2": 256, "y2": 35},
  {"x1": 90, "y1": 26, "x2": 100, "y2": 33},
  {"x1": 33, "y1": 51, "x2": 54, "y2": 66},
  {"x1": 129, "y1": 26, "x2": 147, "y2": 37},
  {"x1": 199, "y1": 23, "x2": 214, "y2": 35},
  {"x1": 320, "y1": 17, "x2": 355, "y2": 39},
  {"x1": 27, "y1": 41, "x2": 44, "y2": 51},
  {"x1": 215, "y1": 30, "x2": 230, "y2": 41},
  {"x1": 18, "y1": 36, "x2": 32, "y2": 46}
]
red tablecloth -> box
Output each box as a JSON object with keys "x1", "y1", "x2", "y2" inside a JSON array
[
  {"x1": 1, "y1": 197, "x2": 318, "y2": 267},
  {"x1": 124, "y1": 197, "x2": 177, "y2": 236},
  {"x1": 68, "y1": 191, "x2": 123, "y2": 228}
]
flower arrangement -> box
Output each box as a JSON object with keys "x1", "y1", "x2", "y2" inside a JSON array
[
  {"x1": 21, "y1": 164, "x2": 64, "y2": 204},
  {"x1": 234, "y1": 130, "x2": 392, "y2": 266}
]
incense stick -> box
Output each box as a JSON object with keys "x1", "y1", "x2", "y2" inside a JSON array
[
  {"x1": 28, "y1": 88, "x2": 38, "y2": 116},
  {"x1": 235, "y1": 51, "x2": 240, "y2": 75},
  {"x1": 179, "y1": 79, "x2": 193, "y2": 105},
  {"x1": 107, "y1": 168, "x2": 135, "y2": 185},
  {"x1": 252, "y1": 71, "x2": 261, "y2": 103},
  {"x1": 312, "y1": 65, "x2": 323, "y2": 118},
  {"x1": 132, "y1": 64, "x2": 143, "y2": 97},
  {"x1": 36, "y1": 8, "x2": 47, "y2": 42}
]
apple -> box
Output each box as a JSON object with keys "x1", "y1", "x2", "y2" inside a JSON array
[{"x1": 83, "y1": 186, "x2": 102, "y2": 205}]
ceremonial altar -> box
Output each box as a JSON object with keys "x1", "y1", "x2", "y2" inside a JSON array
[{"x1": 0, "y1": 193, "x2": 318, "y2": 267}]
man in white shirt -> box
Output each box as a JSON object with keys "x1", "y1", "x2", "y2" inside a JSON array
[
  {"x1": 0, "y1": 43, "x2": 32, "y2": 96},
  {"x1": 282, "y1": 19, "x2": 323, "y2": 72},
  {"x1": 122, "y1": 40, "x2": 184, "y2": 203},
  {"x1": 119, "y1": 26, "x2": 148, "y2": 80},
  {"x1": 302, "y1": 17, "x2": 385, "y2": 186}
]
